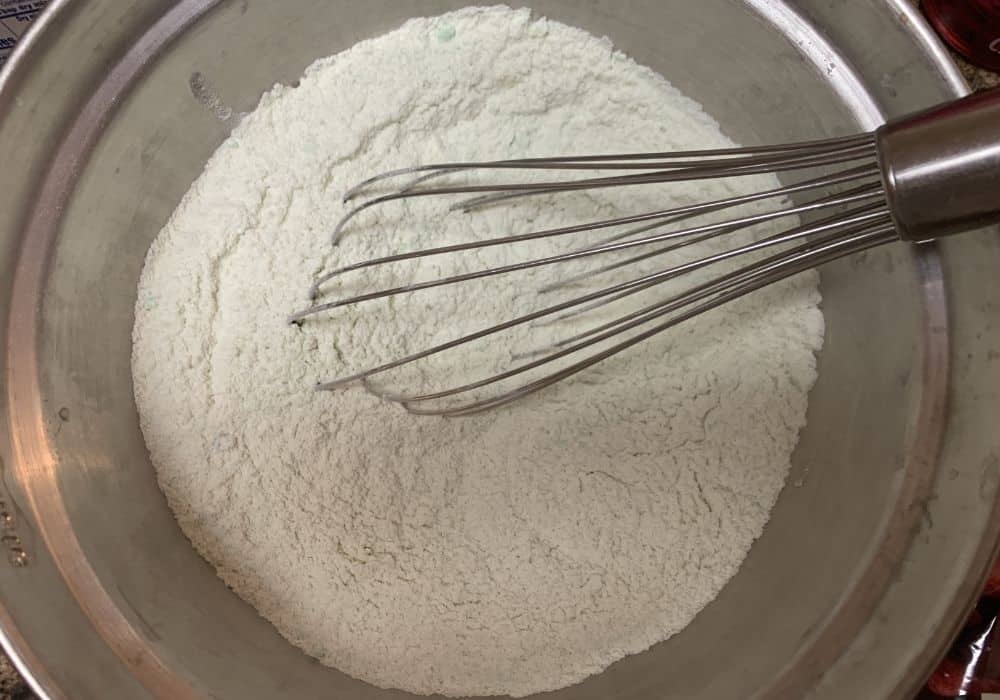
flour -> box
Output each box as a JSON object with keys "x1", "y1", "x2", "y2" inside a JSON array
[{"x1": 132, "y1": 6, "x2": 824, "y2": 697}]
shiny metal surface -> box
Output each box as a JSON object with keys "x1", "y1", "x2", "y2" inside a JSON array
[
  {"x1": 877, "y1": 89, "x2": 1000, "y2": 241},
  {"x1": 0, "y1": 1, "x2": 997, "y2": 699}
]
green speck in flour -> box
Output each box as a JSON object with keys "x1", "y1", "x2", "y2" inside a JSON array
[{"x1": 436, "y1": 25, "x2": 456, "y2": 42}]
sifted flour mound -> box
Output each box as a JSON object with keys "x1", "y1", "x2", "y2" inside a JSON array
[{"x1": 132, "y1": 6, "x2": 824, "y2": 698}]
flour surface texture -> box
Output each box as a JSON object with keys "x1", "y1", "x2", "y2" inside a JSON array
[{"x1": 132, "y1": 6, "x2": 824, "y2": 697}]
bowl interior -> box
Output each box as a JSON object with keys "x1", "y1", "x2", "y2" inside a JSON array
[{"x1": 27, "y1": 1, "x2": 930, "y2": 698}]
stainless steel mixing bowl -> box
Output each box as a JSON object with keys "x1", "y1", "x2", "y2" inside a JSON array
[{"x1": 1, "y1": 1, "x2": 999, "y2": 698}]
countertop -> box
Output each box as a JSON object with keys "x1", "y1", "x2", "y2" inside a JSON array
[
  {"x1": 0, "y1": 13, "x2": 997, "y2": 700},
  {"x1": 954, "y1": 54, "x2": 1000, "y2": 92}
]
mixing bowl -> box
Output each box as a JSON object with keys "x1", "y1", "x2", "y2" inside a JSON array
[{"x1": 1, "y1": 1, "x2": 1000, "y2": 698}]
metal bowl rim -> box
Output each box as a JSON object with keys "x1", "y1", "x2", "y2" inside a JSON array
[{"x1": 0, "y1": 2, "x2": 986, "y2": 699}]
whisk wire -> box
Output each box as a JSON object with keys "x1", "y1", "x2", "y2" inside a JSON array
[
  {"x1": 541, "y1": 179, "x2": 885, "y2": 295},
  {"x1": 332, "y1": 139, "x2": 877, "y2": 240},
  {"x1": 392, "y1": 225, "x2": 899, "y2": 416},
  {"x1": 448, "y1": 144, "x2": 878, "y2": 212},
  {"x1": 369, "y1": 224, "x2": 892, "y2": 407},
  {"x1": 312, "y1": 163, "x2": 880, "y2": 301},
  {"x1": 312, "y1": 204, "x2": 892, "y2": 395},
  {"x1": 341, "y1": 133, "x2": 876, "y2": 201},
  {"x1": 299, "y1": 132, "x2": 908, "y2": 413},
  {"x1": 534, "y1": 203, "x2": 891, "y2": 328},
  {"x1": 295, "y1": 186, "x2": 884, "y2": 322}
]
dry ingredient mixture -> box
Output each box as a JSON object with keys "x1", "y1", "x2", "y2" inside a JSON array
[{"x1": 132, "y1": 6, "x2": 824, "y2": 697}]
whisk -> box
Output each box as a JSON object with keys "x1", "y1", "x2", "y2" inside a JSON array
[{"x1": 291, "y1": 89, "x2": 1000, "y2": 416}]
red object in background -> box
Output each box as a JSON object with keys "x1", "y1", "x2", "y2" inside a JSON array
[
  {"x1": 921, "y1": 0, "x2": 1000, "y2": 72},
  {"x1": 920, "y1": 557, "x2": 1000, "y2": 698}
]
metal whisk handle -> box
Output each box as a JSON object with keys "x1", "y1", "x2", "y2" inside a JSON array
[{"x1": 877, "y1": 88, "x2": 1000, "y2": 242}]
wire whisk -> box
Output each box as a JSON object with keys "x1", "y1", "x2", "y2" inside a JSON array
[{"x1": 291, "y1": 89, "x2": 1000, "y2": 416}]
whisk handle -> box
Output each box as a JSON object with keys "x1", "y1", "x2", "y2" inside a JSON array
[{"x1": 876, "y1": 88, "x2": 1000, "y2": 242}]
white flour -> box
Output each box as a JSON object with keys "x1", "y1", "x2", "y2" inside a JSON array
[{"x1": 132, "y1": 6, "x2": 824, "y2": 697}]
